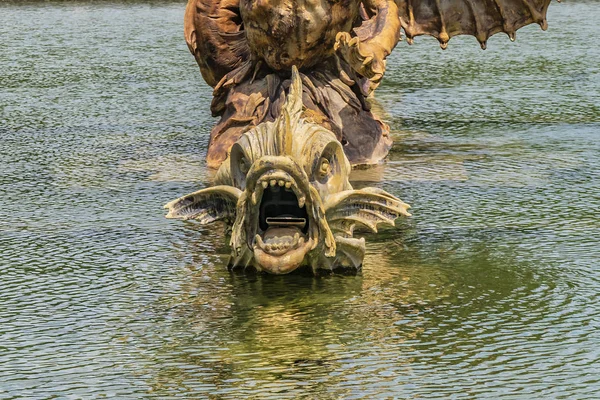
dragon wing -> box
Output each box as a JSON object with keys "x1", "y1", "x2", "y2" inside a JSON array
[
  {"x1": 184, "y1": 0, "x2": 250, "y2": 87},
  {"x1": 397, "y1": 0, "x2": 556, "y2": 49}
]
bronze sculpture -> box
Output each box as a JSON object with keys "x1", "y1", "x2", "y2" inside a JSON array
[
  {"x1": 166, "y1": 67, "x2": 411, "y2": 274},
  {"x1": 182, "y1": 0, "x2": 555, "y2": 168},
  {"x1": 167, "y1": 0, "x2": 556, "y2": 273}
]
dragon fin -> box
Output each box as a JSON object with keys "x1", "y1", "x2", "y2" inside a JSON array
[
  {"x1": 324, "y1": 188, "x2": 410, "y2": 236},
  {"x1": 164, "y1": 185, "x2": 242, "y2": 224},
  {"x1": 397, "y1": 0, "x2": 557, "y2": 49}
]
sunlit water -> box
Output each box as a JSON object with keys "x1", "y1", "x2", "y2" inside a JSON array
[{"x1": 1, "y1": 1, "x2": 599, "y2": 398}]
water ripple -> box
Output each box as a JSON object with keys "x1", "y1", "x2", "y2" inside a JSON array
[{"x1": 1, "y1": 0, "x2": 599, "y2": 398}]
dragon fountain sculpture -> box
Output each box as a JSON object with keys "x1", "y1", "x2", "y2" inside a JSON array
[
  {"x1": 166, "y1": 0, "x2": 556, "y2": 274},
  {"x1": 166, "y1": 67, "x2": 411, "y2": 273}
]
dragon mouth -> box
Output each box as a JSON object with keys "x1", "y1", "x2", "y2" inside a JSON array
[{"x1": 248, "y1": 170, "x2": 315, "y2": 273}]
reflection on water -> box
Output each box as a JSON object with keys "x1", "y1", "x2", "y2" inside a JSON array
[{"x1": 1, "y1": 1, "x2": 599, "y2": 398}]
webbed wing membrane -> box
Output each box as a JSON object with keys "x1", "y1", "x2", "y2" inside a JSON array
[
  {"x1": 397, "y1": 0, "x2": 555, "y2": 49},
  {"x1": 325, "y1": 188, "x2": 411, "y2": 236},
  {"x1": 164, "y1": 186, "x2": 242, "y2": 224}
]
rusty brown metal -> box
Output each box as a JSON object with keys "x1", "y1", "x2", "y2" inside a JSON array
[{"x1": 184, "y1": 0, "x2": 555, "y2": 169}]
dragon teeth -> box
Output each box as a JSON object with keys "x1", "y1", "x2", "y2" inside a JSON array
[
  {"x1": 255, "y1": 234, "x2": 265, "y2": 248},
  {"x1": 298, "y1": 196, "x2": 305, "y2": 208},
  {"x1": 285, "y1": 182, "x2": 292, "y2": 189},
  {"x1": 278, "y1": 180, "x2": 285, "y2": 187},
  {"x1": 254, "y1": 232, "x2": 306, "y2": 253},
  {"x1": 270, "y1": 179, "x2": 277, "y2": 187},
  {"x1": 292, "y1": 233, "x2": 300, "y2": 247},
  {"x1": 261, "y1": 181, "x2": 269, "y2": 189}
]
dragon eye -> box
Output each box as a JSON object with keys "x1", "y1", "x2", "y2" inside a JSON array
[
  {"x1": 318, "y1": 157, "x2": 331, "y2": 179},
  {"x1": 239, "y1": 157, "x2": 249, "y2": 174}
]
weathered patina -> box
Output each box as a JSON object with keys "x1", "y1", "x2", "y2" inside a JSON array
[
  {"x1": 165, "y1": 68, "x2": 410, "y2": 273},
  {"x1": 183, "y1": 0, "x2": 555, "y2": 168},
  {"x1": 168, "y1": 0, "x2": 556, "y2": 273}
]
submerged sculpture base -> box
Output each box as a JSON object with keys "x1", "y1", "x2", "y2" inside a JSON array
[{"x1": 228, "y1": 262, "x2": 362, "y2": 277}]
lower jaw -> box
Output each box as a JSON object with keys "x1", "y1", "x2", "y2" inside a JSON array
[{"x1": 253, "y1": 238, "x2": 313, "y2": 274}]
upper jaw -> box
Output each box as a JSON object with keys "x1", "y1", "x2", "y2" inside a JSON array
[
  {"x1": 245, "y1": 156, "x2": 311, "y2": 195},
  {"x1": 249, "y1": 170, "x2": 306, "y2": 209}
]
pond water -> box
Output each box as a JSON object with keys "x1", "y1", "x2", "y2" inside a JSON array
[{"x1": 1, "y1": 1, "x2": 599, "y2": 398}]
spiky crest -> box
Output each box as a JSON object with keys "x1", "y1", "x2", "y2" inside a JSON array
[{"x1": 275, "y1": 66, "x2": 303, "y2": 156}]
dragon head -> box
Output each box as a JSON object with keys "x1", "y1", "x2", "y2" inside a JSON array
[{"x1": 165, "y1": 67, "x2": 410, "y2": 274}]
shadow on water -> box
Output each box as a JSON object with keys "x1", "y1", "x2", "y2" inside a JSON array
[{"x1": 125, "y1": 215, "x2": 591, "y2": 397}]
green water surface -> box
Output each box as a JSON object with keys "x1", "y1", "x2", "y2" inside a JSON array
[{"x1": 1, "y1": 1, "x2": 599, "y2": 398}]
